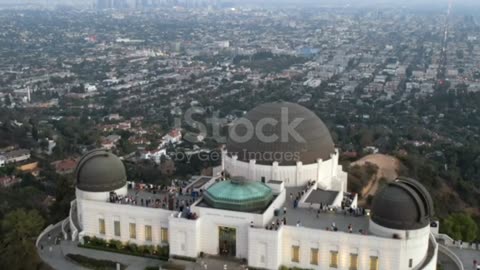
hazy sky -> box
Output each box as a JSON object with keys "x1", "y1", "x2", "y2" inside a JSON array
[{"x1": 0, "y1": 0, "x2": 478, "y2": 8}]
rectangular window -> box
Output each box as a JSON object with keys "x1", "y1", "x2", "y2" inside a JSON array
[
  {"x1": 291, "y1": 246, "x2": 300, "y2": 262},
  {"x1": 145, "y1": 225, "x2": 152, "y2": 241},
  {"x1": 129, "y1": 223, "x2": 136, "y2": 239},
  {"x1": 330, "y1": 251, "x2": 338, "y2": 268},
  {"x1": 114, "y1": 221, "x2": 121, "y2": 237},
  {"x1": 310, "y1": 248, "x2": 319, "y2": 265},
  {"x1": 350, "y1": 253, "x2": 358, "y2": 270},
  {"x1": 370, "y1": 256, "x2": 379, "y2": 270},
  {"x1": 98, "y1": 218, "x2": 105, "y2": 235},
  {"x1": 161, "y1": 227, "x2": 168, "y2": 243}
]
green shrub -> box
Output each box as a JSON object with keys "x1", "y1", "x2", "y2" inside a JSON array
[
  {"x1": 157, "y1": 245, "x2": 169, "y2": 257},
  {"x1": 162, "y1": 262, "x2": 186, "y2": 270},
  {"x1": 79, "y1": 241, "x2": 169, "y2": 261},
  {"x1": 127, "y1": 242, "x2": 138, "y2": 253},
  {"x1": 109, "y1": 239, "x2": 123, "y2": 250},
  {"x1": 171, "y1": 255, "x2": 196, "y2": 262},
  {"x1": 145, "y1": 245, "x2": 156, "y2": 255},
  {"x1": 89, "y1": 236, "x2": 108, "y2": 247},
  {"x1": 83, "y1": 236, "x2": 91, "y2": 244}
]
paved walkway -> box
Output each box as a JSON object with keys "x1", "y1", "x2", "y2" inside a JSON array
[
  {"x1": 37, "y1": 223, "x2": 166, "y2": 270},
  {"x1": 448, "y1": 246, "x2": 480, "y2": 270},
  {"x1": 193, "y1": 257, "x2": 246, "y2": 270},
  {"x1": 438, "y1": 248, "x2": 462, "y2": 270},
  {"x1": 61, "y1": 241, "x2": 163, "y2": 270},
  {"x1": 37, "y1": 223, "x2": 86, "y2": 270},
  {"x1": 278, "y1": 187, "x2": 369, "y2": 233}
]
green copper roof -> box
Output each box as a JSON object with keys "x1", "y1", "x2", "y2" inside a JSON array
[{"x1": 204, "y1": 179, "x2": 274, "y2": 212}]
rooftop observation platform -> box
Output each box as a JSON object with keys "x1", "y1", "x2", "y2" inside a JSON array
[
  {"x1": 108, "y1": 184, "x2": 197, "y2": 216},
  {"x1": 305, "y1": 189, "x2": 339, "y2": 205},
  {"x1": 270, "y1": 187, "x2": 369, "y2": 234},
  {"x1": 107, "y1": 180, "x2": 369, "y2": 234}
]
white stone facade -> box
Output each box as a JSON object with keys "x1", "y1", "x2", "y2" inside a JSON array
[
  {"x1": 248, "y1": 225, "x2": 438, "y2": 270},
  {"x1": 215, "y1": 148, "x2": 348, "y2": 192},
  {"x1": 73, "y1": 185, "x2": 437, "y2": 270}
]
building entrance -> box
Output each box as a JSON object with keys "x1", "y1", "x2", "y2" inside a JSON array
[{"x1": 218, "y1": 226, "x2": 236, "y2": 257}]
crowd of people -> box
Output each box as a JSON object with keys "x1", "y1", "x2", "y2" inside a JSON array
[
  {"x1": 267, "y1": 181, "x2": 369, "y2": 235},
  {"x1": 289, "y1": 180, "x2": 316, "y2": 208},
  {"x1": 342, "y1": 192, "x2": 357, "y2": 209},
  {"x1": 107, "y1": 182, "x2": 198, "y2": 218},
  {"x1": 108, "y1": 191, "x2": 167, "y2": 208}
]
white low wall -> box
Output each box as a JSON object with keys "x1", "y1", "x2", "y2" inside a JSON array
[
  {"x1": 182, "y1": 176, "x2": 218, "y2": 193},
  {"x1": 262, "y1": 190, "x2": 287, "y2": 226},
  {"x1": 297, "y1": 183, "x2": 317, "y2": 208},
  {"x1": 435, "y1": 233, "x2": 480, "y2": 251},
  {"x1": 69, "y1": 200, "x2": 79, "y2": 241},
  {"x1": 418, "y1": 235, "x2": 439, "y2": 270},
  {"x1": 350, "y1": 194, "x2": 358, "y2": 209},
  {"x1": 248, "y1": 226, "x2": 283, "y2": 270},
  {"x1": 438, "y1": 244, "x2": 464, "y2": 270},
  {"x1": 169, "y1": 215, "x2": 200, "y2": 258},
  {"x1": 36, "y1": 224, "x2": 53, "y2": 247},
  {"x1": 61, "y1": 218, "x2": 68, "y2": 240},
  {"x1": 36, "y1": 219, "x2": 66, "y2": 247},
  {"x1": 222, "y1": 149, "x2": 345, "y2": 189},
  {"x1": 266, "y1": 181, "x2": 284, "y2": 194},
  {"x1": 202, "y1": 177, "x2": 218, "y2": 191}
]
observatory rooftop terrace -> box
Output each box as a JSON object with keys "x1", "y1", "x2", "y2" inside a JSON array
[
  {"x1": 267, "y1": 187, "x2": 370, "y2": 234},
  {"x1": 107, "y1": 183, "x2": 370, "y2": 234},
  {"x1": 108, "y1": 183, "x2": 197, "y2": 213}
]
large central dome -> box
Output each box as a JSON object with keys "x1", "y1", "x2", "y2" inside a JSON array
[{"x1": 227, "y1": 102, "x2": 335, "y2": 165}]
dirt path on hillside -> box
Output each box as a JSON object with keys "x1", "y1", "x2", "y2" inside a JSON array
[{"x1": 351, "y1": 154, "x2": 401, "y2": 205}]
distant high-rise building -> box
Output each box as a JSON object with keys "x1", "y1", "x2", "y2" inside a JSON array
[
  {"x1": 134, "y1": 0, "x2": 151, "y2": 9},
  {"x1": 142, "y1": 0, "x2": 150, "y2": 8},
  {"x1": 113, "y1": 0, "x2": 128, "y2": 9},
  {"x1": 96, "y1": 0, "x2": 112, "y2": 9}
]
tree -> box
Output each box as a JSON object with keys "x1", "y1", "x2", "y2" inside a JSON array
[
  {"x1": 0, "y1": 209, "x2": 45, "y2": 270},
  {"x1": 31, "y1": 125, "x2": 39, "y2": 141},
  {"x1": 4, "y1": 95, "x2": 11, "y2": 107},
  {"x1": 441, "y1": 213, "x2": 478, "y2": 242},
  {"x1": 49, "y1": 176, "x2": 74, "y2": 223}
]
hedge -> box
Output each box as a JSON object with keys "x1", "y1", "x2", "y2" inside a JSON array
[
  {"x1": 145, "y1": 263, "x2": 186, "y2": 270},
  {"x1": 80, "y1": 236, "x2": 169, "y2": 261},
  {"x1": 66, "y1": 253, "x2": 126, "y2": 270}
]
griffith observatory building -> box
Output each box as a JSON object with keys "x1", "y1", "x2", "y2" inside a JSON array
[{"x1": 67, "y1": 102, "x2": 439, "y2": 270}]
